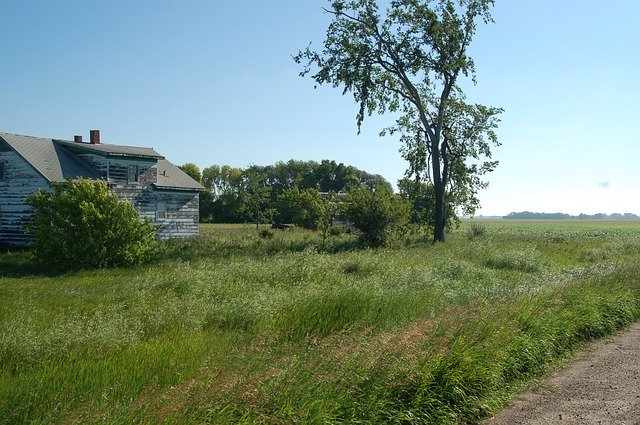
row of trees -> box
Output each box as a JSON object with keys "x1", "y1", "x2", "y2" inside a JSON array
[
  {"x1": 179, "y1": 159, "x2": 392, "y2": 225},
  {"x1": 179, "y1": 159, "x2": 458, "y2": 246}
]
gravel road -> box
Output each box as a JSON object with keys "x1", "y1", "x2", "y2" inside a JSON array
[{"x1": 485, "y1": 321, "x2": 640, "y2": 425}]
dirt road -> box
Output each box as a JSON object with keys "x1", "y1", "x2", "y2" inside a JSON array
[{"x1": 485, "y1": 321, "x2": 640, "y2": 425}]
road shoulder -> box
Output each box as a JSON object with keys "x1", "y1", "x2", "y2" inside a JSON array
[{"x1": 485, "y1": 321, "x2": 640, "y2": 425}]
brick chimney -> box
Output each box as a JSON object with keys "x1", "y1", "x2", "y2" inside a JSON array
[
  {"x1": 89, "y1": 130, "x2": 100, "y2": 145},
  {"x1": 74, "y1": 135, "x2": 83, "y2": 143}
]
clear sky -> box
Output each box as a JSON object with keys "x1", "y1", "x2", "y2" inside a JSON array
[{"x1": 1, "y1": 1, "x2": 639, "y2": 216}]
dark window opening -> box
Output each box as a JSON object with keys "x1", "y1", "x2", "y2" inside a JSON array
[
  {"x1": 0, "y1": 160, "x2": 5, "y2": 181},
  {"x1": 156, "y1": 201, "x2": 167, "y2": 219},
  {"x1": 128, "y1": 165, "x2": 139, "y2": 182}
]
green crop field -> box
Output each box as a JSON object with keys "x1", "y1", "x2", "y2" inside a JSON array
[{"x1": 1, "y1": 221, "x2": 639, "y2": 424}]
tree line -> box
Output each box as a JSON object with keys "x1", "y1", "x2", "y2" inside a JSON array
[
  {"x1": 179, "y1": 159, "x2": 462, "y2": 247},
  {"x1": 179, "y1": 159, "x2": 392, "y2": 224}
]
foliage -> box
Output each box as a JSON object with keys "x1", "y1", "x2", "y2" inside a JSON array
[
  {"x1": 397, "y1": 177, "x2": 459, "y2": 233},
  {"x1": 328, "y1": 225, "x2": 344, "y2": 236},
  {"x1": 242, "y1": 166, "x2": 274, "y2": 230},
  {"x1": 277, "y1": 187, "x2": 328, "y2": 230},
  {"x1": 25, "y1": 179, "x2": 157, "y2": 270},
  {"x1": 258, "y1": 228, "x2": 274, "y2": 239},
  {"x1": 198, "y1": 159, "x2": 392, "y2": 224},
  {"x1": 295, "y1": 0, "x2": 502, "y2": 241},
  {"x1": 198, "y1": 190, "x2": 214, "y2": 223},
  {"x1": 504, "y1": 211, "x2": 640, "y2": 220},
  {"x1": 398, "y1": 177, "x2": 435, "y2": 226},
  {"x1": 178, "y1": 162, "x2": 202, "y2": 183},
  {"x1": 342, "y1": 185, "x2": 410, "y2": 247}
]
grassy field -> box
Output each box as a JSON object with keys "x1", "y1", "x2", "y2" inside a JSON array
[{"x1": 1, "y1": 221, "x2": 639, "y2": 424}]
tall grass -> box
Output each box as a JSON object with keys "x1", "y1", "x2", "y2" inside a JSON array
[{"x1": 0, "y1": 222, "x2": 639, "y2": 423}]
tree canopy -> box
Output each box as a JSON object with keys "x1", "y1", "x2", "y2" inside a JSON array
[
  {"x1": 178, "y1": 162, "x2": 202, "y2": 183},
  {"x1": 295, "y1": 0, "x2": 502, "y2": 241},
  {"x1": 196, "y1": 159, "x2": 392, "y2": 224}
]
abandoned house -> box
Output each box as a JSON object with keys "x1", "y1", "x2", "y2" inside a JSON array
[{"x1": 0, "y1": 130, "x2": 204, "y2": 246}]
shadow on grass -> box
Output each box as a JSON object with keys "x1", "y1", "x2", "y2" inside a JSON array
[
  {"x1": 0, "y1": 245, "x2": 122, "y2": 278},
  {"x1": 0, "y1": 246, "x2": 53, "y2": 278}
]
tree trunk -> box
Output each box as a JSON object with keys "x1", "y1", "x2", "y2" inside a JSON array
[
  {"x1": 433, "y1": 180, "x2": 446, "y2": 242},
  {"x1": 431, "y1": 137, "x2": 447, "y2": 243}
]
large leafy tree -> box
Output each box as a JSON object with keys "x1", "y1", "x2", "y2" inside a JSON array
[{"x1": 295, "y1": 0, "x2": 502, "y2": 241}]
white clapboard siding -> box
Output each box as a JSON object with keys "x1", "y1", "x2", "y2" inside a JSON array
[
  {"x1": 0, "y1": 151, "x2": 49, "y2": 246},
  {"x1": 154, "y1": 191, "x2": 200, "y2": 239},
  {"x1": 1, "y1": 149, "x2": 200, "y2": 246}
]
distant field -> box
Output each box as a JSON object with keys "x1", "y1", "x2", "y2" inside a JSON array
[
  {"x1": 463, "y1": 219, "x2": 640, "y2": 238},
  {"x1": 1, "y1": 221, "x2": 639, "y2": 423}
]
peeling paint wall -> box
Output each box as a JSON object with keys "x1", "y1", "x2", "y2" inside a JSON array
[{"x1": 0, "y1": 151, "x2": 48, "y2": 246}]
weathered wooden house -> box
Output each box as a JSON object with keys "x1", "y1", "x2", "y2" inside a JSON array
[{"x1": 0, "y1": 130, "x2": 204, "y2": 246}]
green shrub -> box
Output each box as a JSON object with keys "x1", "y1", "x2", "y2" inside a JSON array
[
  {"x1": 466, "y1": 222, "x2": 487, "y2": 239},
  {"x1": 25, "y1": 179, "x2": 157, "y2": 270},
  {"x1": 328, "y1": 225, "x2": 343, "y2": 236},
  {"x1": 259, "y1": 228, "x2": 274, "y2": 239},
  {"x1": 277, "y1": 187, "x2": 328, "y2": 230},
  {"x1": 342, "y1": 186, "x2": 410, "y2": 247}
]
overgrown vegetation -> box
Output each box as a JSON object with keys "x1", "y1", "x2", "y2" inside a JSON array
[
  {"x1": 25, "y1": 178, "x2": 157, "y2": 270},
  {"x1": 192, "y1": 159, "x2": 391, "y2": 224},
  {"x1": 1, "y1": 221, "x2": 639, "y2": 423},
  {"x1": 342, "y1": 185, "x2": 411, "y2": 247}
]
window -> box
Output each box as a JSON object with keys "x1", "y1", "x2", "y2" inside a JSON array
[
  {"x1": 156, "y1": 201, "x2": 167, "y2": 219},
  {"x1": 128, "y1": 165, "x2": 139, "y2": 183},
  {"x1": 0, "y1": 160, "x2": 5, "y2": 181}
]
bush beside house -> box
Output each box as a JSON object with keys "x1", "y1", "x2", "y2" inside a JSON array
[{"x1": 26, "y1": 179, "x2": 157, "y2": 270}]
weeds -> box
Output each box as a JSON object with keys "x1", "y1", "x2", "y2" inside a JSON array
[
  {"x1": 466, "y1": 222, "x2": 487, "y2": 239},
  {"x1": 484, "y1": 249, "x2": 545, "y2": 273},
  {"x1": 1, "y1": 221, "x2": 639, "y2": 423}
]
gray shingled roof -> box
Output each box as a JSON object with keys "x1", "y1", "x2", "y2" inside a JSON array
[
  {"x1": 153, "y1": 159, "x2": 205, "y2": 191},
  {"x1": 0, "y1": 132, "x2": 98, "y2": 182},
  {"x1": 56, "y1": 139, "x2": 163, "y2": 159},
  {"x1": 1, "y1": 132, "x2": 202, "y2": 191}
]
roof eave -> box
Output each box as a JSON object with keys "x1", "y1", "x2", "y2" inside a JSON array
[
  {"x1": 152, "y1": 184, "x2": 204, "y2": 192},
  {"x1": 106, "y1": 153, "x2": 163, "y2": 160}
]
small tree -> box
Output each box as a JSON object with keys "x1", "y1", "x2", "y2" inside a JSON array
[
  {"x1": 277, "y1": 187, "x2": 327, "y2": 230},
  {"x1": 25, "y1": 179, "x2": 157, "y2": 270},
  {"x1": 242, "y1": 167, "x2": 273, "y2": 230},
  {"x1": 342, "y1": 185, "x2": 410, "y2": 247}
]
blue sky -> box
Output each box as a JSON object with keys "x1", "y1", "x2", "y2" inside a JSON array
[{"x1": 1, "y1": 1, "x2": 639, "y2": 215}]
